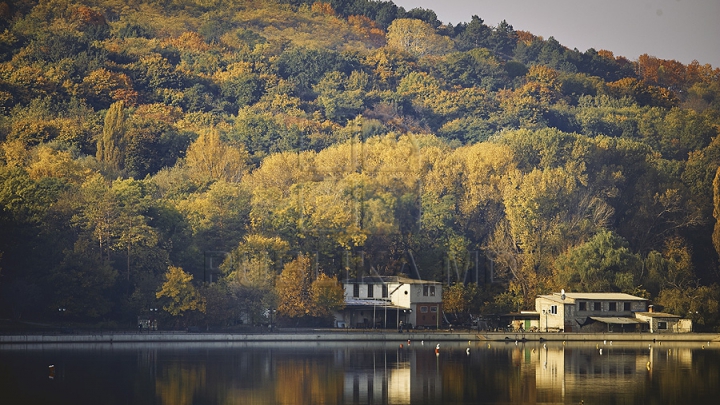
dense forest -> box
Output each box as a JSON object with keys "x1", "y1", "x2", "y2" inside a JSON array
[{"x1": 1, "y1": 0, "x2": 720, "y2": 330}]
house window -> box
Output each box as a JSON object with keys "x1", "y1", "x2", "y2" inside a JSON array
[
  {"x1": 609, "y1": 302, "x2": 617, "y2": 311},
  {"x1": 579, "y1": 302, "x2": 587, "y2": 311},
  {"x1": 423, "y1": 285, "x2": 429, "y2": 296},
  {"x1": 550, "y1": 305, "x2": 558, "y2": 315},
  {"x1": 430, "y1": 306, "x2": 438, "y2": 313},
  {"x1": 367, "y1": 284, "x2": 374, "y2": 298},
  {"x1": 420, "y1": 306, "x2": 428, "y2": 313},
  {"x1": 382, "y1": 285, "x2": 388, "y2": 298},
  {"x1": 353, "y1": 284, "x2": 359, "y2": 298},
  {"x1": 623, "y1": 302, "x2": 631, "y2": 311},
  {"x1": 429, "y1": 286, "x2": 436, "y2": 296},
  {"x1": 594, "y1": 302, "x2": 602, "y2": 311},
  {"x1": 658, "y1": 321, "x2": 668, "y2": 330}
]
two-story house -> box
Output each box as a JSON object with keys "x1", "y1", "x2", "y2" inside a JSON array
[
  {"x1": 340, "y1": 276, "x2": 443, "y2": 329},
  {"x1": 535, "y1": 291, "x2": 693, "y2": 333},
  {"x1": 535, "y1": 292, "x2": 649, "y2": 332}
]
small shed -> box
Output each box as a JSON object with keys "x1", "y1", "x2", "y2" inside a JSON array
[{"x1": 634, "y1": 312, "x2": 692, "y2": 333}]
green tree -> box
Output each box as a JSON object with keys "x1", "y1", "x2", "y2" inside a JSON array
[
  {"x1": 553, "y1": 230, "x2": 642, "y2": 292},
  {"x1": 454, "y1": 16, "x2": 491, "y2": 51},
  {"x1": 51, "y1": 237, "x2": 118, "y2": 319}
]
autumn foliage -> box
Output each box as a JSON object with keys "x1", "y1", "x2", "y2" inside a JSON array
[{"x1": 0, "y1": 0, "x2": 719, "y2": 330}]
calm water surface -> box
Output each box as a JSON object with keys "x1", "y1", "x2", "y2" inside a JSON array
[{"x1": 1, "y1": 339, "x2": 718, "y2": 404}]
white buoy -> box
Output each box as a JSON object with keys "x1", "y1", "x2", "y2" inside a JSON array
[
  {"x1": 599, "y1": 348, "x2": 603, "y2": 355},
  {"x1": 466, "y1": 347, "x2": 470, "y2": 355}
]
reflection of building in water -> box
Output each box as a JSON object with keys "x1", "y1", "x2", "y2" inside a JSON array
[
  {"x1": 536, "y1": 346, "x2": 564, "y2": 398},
  {"x1": 533, "y1": 344, "x2": 696, "y2": 401},
  {"x1": 342, "y1": 350, "x2": 441, "y2": 404},
  {"x1": 389, "y1": 367, "x2": 411, "y2": 404}
]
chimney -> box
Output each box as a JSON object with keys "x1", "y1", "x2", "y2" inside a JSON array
[{"x1": 648, "y1": 305, "x2": 653, "y2": 313}]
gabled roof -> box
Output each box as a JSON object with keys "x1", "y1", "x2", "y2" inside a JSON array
[
  {"x1": 344, "y1": 276, "x2": 441, "y2": 285},
  {"x1": 538, "y1": 292, "x2": 647, "y2": 303}
]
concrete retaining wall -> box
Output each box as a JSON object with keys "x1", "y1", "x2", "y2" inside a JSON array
[{"x1": 2, "y1": 331, "x2": 719, "y2": 344}]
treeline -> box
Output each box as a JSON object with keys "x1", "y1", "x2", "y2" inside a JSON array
[{"x1": 1, "y1": 0, "x2": 720, "y2": 329}]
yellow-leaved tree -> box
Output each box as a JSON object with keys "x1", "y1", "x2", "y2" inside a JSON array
[
  {"x1": 276, "y1": 255, "x2": 314, "y2": 319},
  {"x1": 156, "y1": 266, "x2": 206, "y2": 317},
  {"x1": 386, "y1": 18, "x2": 454, "y2": 57},
  {"x1": 276, "y1": 255, "x2": 345, "y2": 325},
  {"x1": 310, "y1": 273, "x2": 345, "y2": 318}
]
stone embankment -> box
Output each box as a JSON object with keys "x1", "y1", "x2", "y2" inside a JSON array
[{"x1": 2, "y1": 330, "x2": 720, "y2": 344}]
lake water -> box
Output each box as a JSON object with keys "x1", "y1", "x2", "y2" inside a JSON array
[{"x1": 1, "y1": 340, "x2": 718, "y2": 404}]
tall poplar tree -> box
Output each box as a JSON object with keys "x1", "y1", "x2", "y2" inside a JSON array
[{"x1": 97, "y1": 101, "x2": 125, "y2": 171}]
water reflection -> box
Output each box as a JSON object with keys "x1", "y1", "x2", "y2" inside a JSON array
[{"x1": 1, "y1": 340, "x2": 718, "y2": 404}]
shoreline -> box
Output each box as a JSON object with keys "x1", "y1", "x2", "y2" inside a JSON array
[{"x1": 2, "y1": 330, "x2": 720, "y2": 344}]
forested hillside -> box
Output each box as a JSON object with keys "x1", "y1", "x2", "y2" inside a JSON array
[{"x1": 1, "y1": 0, "x2": 720, "y2": 330}]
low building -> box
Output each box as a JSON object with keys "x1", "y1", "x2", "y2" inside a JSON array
[
  {"x1": 634, "y1": 311, "x2": 692, "y2": 333},
  {"x1": 339, "y1": 276, "x2": 443, "y2": 329},
  {"x1": 534, "y1": 291, "x2": 691, "y2": 333}
]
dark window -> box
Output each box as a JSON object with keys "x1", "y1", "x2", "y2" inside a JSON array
[
  {"x1": 421, "y1": 306, "x2": 428, "y2": 313},
  {"x1": 579, "y1": 302, "x2": 587, "y2": 311},
  {"x1": 550, "y1": 305, "x2": 558, "y2": 314},
  {"x1": 382, "y1": 284, "x2": 388, "y2": 298},
  {"x1": 423, "y1": 285, "x2": 429, "y2": 296},
  {"x1": 658, "y1": 321, "x2": 668, "y2": 330},
  {"x1": 367, "y1": 284, "x2": 373, "y2": 298},
  {"x1": 593, "y1": 302, "x2": 602, "y2": 311},
  {"x1": 353, "y1": 284, "x2": 359, "y2": 298},
  {"x1": 430, "y1": 306, "x2": 438, "y2": 313},
  {"x1": 624, "y1": 302, "x2": 631, "y2": 311},
  {"x1": 429, "y1": 286, "x2": 435, "y2": 296},
  {"x1": 609, "y1": 302, "x2": 617, "y2": 311}
]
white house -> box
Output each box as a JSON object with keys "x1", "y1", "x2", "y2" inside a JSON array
[{"x1": 339, "y1": 276, "x2": 443, "y2": 329}]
